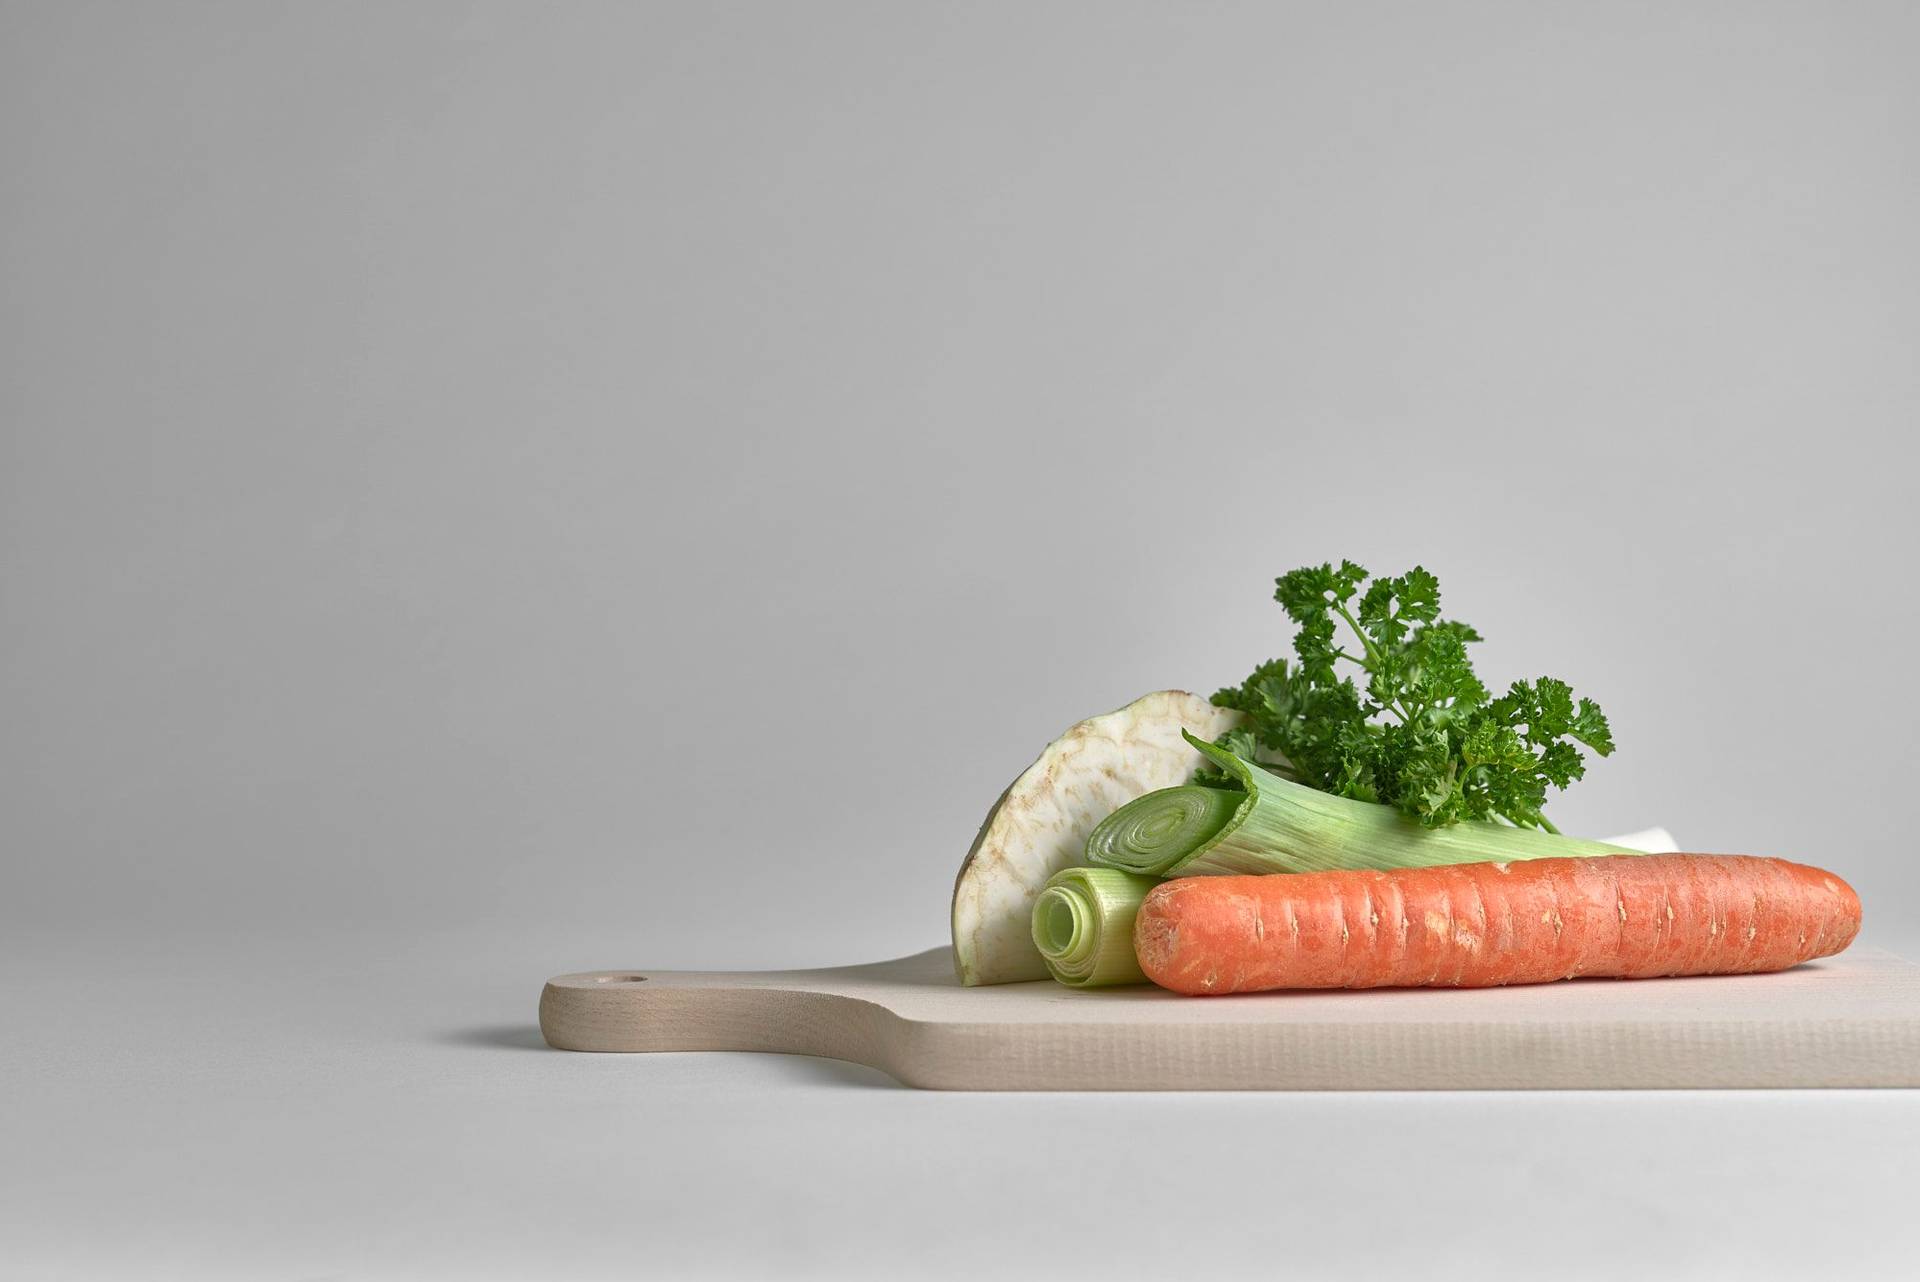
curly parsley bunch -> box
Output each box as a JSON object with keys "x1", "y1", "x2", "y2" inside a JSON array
[{"x1": 1205, "y1": 561, "x2": 1614, "y2": 832}]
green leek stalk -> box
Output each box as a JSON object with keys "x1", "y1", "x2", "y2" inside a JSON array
[
  {"x1": 1030, "y1": 866, "x2": 1161, "y2": 987},
  {"x1": 1086, "y1": 732, "x2": 1636, "y2": 877}
]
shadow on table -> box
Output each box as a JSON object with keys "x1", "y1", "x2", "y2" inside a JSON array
[
  {"x1": 433, "y1": 1026, "x2": 904, "y2": 1087},
  {"x1": 438, "y1": 1024, "x2": 549, "y2": 1051},
  {"x1": 756, "y1": 1055, "x2": 902, "y2": 1088}
]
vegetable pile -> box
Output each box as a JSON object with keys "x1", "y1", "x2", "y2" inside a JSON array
[{"x1": 951, "y1": 560, "x2": 1863, "y2": 995}]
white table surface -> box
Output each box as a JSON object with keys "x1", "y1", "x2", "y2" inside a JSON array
[{"x1": 7, "y1": 920, "x2": 1920, "y2": 1281}]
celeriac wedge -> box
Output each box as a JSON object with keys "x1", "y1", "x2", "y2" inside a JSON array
[{"x1": 950, "y1": 691, "x2": 1238, "y2": 985}]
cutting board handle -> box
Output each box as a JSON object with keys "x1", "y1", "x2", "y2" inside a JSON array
[{"x1": 539, "y1": 966, "x2": 895, "y2": 1062}]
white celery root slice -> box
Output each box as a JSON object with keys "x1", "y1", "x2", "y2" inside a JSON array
[{"x1": 950, "y1": 691, "x2": 1241, "y2": 986}]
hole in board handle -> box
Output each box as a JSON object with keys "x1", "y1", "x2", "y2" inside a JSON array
[{"x1": 594, "y1": 974, "x2": 649, "y2": 984}]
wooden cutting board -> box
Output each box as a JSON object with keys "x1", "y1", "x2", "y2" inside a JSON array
[{"x1": 540, "y1": 945, "x2": 1920, "y2": 1090}]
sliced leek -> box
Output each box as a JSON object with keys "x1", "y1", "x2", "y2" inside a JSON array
[
  {"x1": 1030, "y1": 866, "x2": 1161, "y2": 987},
  {"x1": 1086, "y1": 732, "x2": 1635, "y2": 878}
]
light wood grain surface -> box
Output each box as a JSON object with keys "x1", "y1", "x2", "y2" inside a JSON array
[{"x1": 540, "y1": 945, "x2": 1920, "y2": 1090}]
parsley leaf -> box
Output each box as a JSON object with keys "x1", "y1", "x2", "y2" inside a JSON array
[{"x1": 1209, "y1": 562, "x2": 1615, "y2": 829}]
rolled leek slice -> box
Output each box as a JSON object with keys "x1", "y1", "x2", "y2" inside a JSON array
[
  {"x1": 1087, "y1": 732, "x2": 1636, "y2": 877},
  {"x1": 1030, "y1": 866, "x2": 1161, "y2": 987}
]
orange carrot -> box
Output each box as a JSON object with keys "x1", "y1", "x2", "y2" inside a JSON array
[{"x1": 1134, "y1": 854, "x2": 1860, "y2": 995}]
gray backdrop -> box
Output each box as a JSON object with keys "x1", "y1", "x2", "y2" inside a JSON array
[
  {"x1": 6, "y1": 0, "x2": 1915, "y2": 958},
  {"x1": 5, "y1": 5, "x2": 1919, "y2": 1279}
]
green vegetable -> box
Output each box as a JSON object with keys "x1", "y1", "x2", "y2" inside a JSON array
[
  {"x1": 1088, "y1": 733, "x2": 1635, "y2": 877},
  {"x1": 1207, "y1": 561, "x2": 1614, "y2": 831},
  {"x1": 1030, "y1": 866, "x2": 1161, "y2": 987}
]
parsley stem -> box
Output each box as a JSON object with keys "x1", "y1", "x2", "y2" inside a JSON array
[
  {"x1": 1328, "y1": 600, "x2": 1419, "y2": 723},
  {"x1": 1330, "y1": 600, "x2": 1383, "y2": 668}
]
